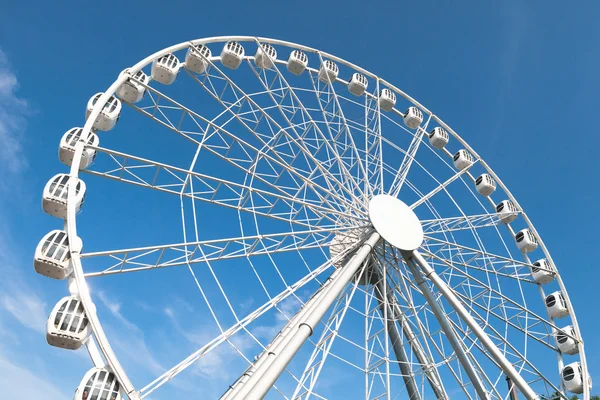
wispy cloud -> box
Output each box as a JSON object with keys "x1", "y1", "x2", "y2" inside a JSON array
[
  {"x1": 0, "y1": 357, "x2": 67, "y2": 400},
  {"x1": 163, "y1": 305, "x2": 254, "y2": 382},
  {"x1": 97, "y1": 291, "x2": 165, "y2": 376},
  {"x1": 0, "y1": 228, "x2": 47, "y2": 335},
  {"x1": 0, "y1": 49, "x2": 90, "y2": 399},
  {"x1": 0, "y1": 291, "x2": 46, "y2": 334},
  {"x1": 0, "y1": 48, "x2": 29, "y2": 179},
  {"x1": 252, "y1": 295, "x2": 303, "y2": 340}
]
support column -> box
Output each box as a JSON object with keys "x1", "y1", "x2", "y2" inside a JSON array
[
  {"x1": 372, "y1": 269, "x2": 422, "y2": 400},
  {"x1": 409, "y1": 250, "x2": 539, "y2": 400},
  {"x1": 402, "y1": 252, "x2": 490, "y2": 400},
  {"x1": 370, "y1": 262, "x2": 448, "y2": 399},
  {"x1": 222, "y1": 268, "x2": 340, "y2": 400},
  {"x1": 234, "y1": 231, "x2": 381, "y2": 400}
]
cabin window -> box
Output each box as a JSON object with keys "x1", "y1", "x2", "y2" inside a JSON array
[
  {"x1": 546, "y1": 295, "x2": 556, "y2": 307},
  {"x1": 557, "y1": 331, "x2": 568, "y2": 344},
  {"x1": 83, "y1": 371, "x2": 120, "y2": 400},
  {"x1": 563, "y1": 366, "x2": 575, "y2": 381}
]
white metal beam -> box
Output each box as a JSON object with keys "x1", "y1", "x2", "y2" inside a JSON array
[{"x1": 409, "y1": 250, "x2": 539, "y2": 400}]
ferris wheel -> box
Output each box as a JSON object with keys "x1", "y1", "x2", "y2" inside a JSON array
[{"x1": 34, "y1": 36, "x2": 590, "y2": 400}]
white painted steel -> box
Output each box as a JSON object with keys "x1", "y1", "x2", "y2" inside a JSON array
[
  {"x1": 39, "y1": 35, "x2": 587, "y2": 400},
  {"x1": 410, "y1": 250, "x2": 540, "y2": 400},
  {"x1": 403, "y1": 253, "x2": 490, "y2": 400},
  {"x1": 239, "y1": 232, "x2": 381, "y2": 399}
]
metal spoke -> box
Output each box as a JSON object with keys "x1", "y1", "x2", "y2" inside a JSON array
[
  {"x1": 389, "y1": 115, "x2": 431, "y2": 197},
  {"x1": 182, "y1": 56, "x2": 367, "y2": 213},
  {"x1": 85, "y1": 146, "x2": 367, "y2": 229},
  {"x1": 81, "y1": 226, "x2": 367, "y2": 276},
  {"x1": 51, "y1": 37, "x2": 587, "y2": 400}
]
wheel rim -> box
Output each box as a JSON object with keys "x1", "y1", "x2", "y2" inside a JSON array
[{"x1": 47, "y1": 36, "x2": 589, "y2": 400}]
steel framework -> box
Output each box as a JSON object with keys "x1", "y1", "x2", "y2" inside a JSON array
[{"x1": 34, "y1": 36, "x2": 589, "y2": 400}]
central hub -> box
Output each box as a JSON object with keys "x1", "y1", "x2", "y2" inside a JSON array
[{"x1": 368, "y1": 195, "x2": 423, "y2": 251}]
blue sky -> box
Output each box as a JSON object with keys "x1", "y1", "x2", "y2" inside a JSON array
[{"x1": 1, "y1": 0, "x2": 599, "y2": 398}]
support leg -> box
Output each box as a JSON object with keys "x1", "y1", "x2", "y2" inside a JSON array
[
  {"x1": 229, "y1": 231, "x2": 381, "y2": 400},
  {"x1": 408, "y1": 250, "x2": 539, "y2": 400},
  {"x1": 371, "y1": 262, "x2": 421, "y2": 400},
  {"x1": 370, "y1": 258, "x2": 448, "y2": 399},
  {"x1": 402, "y1": 252, "x2": 490, "y2": 400}
]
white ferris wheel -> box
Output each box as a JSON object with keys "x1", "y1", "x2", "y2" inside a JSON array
[{"x1": 35, "y1": 36, "x2": 590, "y2": 400}]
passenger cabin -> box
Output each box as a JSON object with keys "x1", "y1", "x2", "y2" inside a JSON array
[
  {"x1": 47, "y1": 296, "x2": 91, "y2": 350},
  {"x1": 151, "y1": 53, "x2": 181, "y2": 85},
  {"x1": 546, "y1": 290, "x2": 569, "y2": 319},
  {"x1": 348, "y1": 73, "x2": 368, "y2": 96},
  {"x1": 428, "y1": 127, "x2": 449, "y2": 149},
  {"x1": 562, "y1": 362, "x2": 591, "y2": 394},
  {"x1": 34, "y1": 230, "x2": 82, "y2": 280},
  {"x1": 475, "y1": 173, "x2": 496, "y2": 196},
  {"x1": 515, "y1": 228, "x2": 538, "y2": 253},
  {"x1": 318, "y1": 60, "x2": 339, "y2": 83},
  {"x1": 254, "y1": 43, "x2": 277, "y2": 69},
  {"x1": 531, "y1": 258, "x2": 555, "y2": 284},
  {"x1": 556, "y1": 325, "x2": 579, "y2": 355},
  {"x1": 42, "y1": 174, "x2": 86, "y2": 219},
  {"x1": 403, "y1": 107, "x2": 423, "y2": 129},
  {"x1": 378, "y1": 88, "x2": 396, "y2": 112},
  {"x1": 59, "y1": 127, "x2": 99, "y2": 169},
  {"x1": 287, "y1": 50, "x2": 308, "y2": 75},
  {"x1": 496, "y1": 200, "x2": 518, "y2": 223},
  {"x1": 185, "y1": 44, "x2": 212, "y2": 74},
  {"x1": 74, "y1": 368, "x2": 121, "y2": 400},
  {"x1": 221, "y1": 41, "x2": 245, "y2": 70},
  {"x1": 453, "y1": 149, "x2": 474, "y2": 170},
  {"x1": 86, "y1": 93, "x2": 122, "y2": 132},
  {"x1": 116, "y1": 69, "x2": 148, "y2": 103}
]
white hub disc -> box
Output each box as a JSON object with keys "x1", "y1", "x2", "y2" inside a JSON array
[{"x1": 369, "y1": 194, "x2": 423, "y2": 251}]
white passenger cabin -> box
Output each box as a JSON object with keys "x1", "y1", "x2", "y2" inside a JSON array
[
  {"x1": 515, "y1": 228, "x2": 538, "y2": 253},
  {"x1": 318, "y1": 60, "x2": 339, "y2": 83},
  {"x1": 34, "y1": 230, "x2": 82, "y2": 280},
  {"x1": 562, "y1": 362, "x2": 591, "y2": 394},
  {"x1": 151, "y1": 53, "x2": 181, "y2": 85},
  {"x1": 475, "y1": 173, "x2": 496, "y2": 196},
  {"x1": 428, "y1": 127, "x2": 449, "y2": 149},
  {"x1": 453, "y1": 149, "x2": 474, "y2": 170},
  {"x1": 116, "y1": 69, "x2": 148, "y2": 103},
  {"x1": 531, "y1": 258, "x2": 555, "y2": 284},
  {"x1": 287, "y1": 50, "x2": 308, "y2": 75},
  {"x1": 59, "y1": 127, "x2": 99, "y2": 169},
  {"x1": 86, "y1": 93, "x2": 122, "y2": 132},
  {"x1": 403, "y1": 107, "x2": 423, "y2": 129},
  {"x1": 221, "y1": 41, "x2": 245, "y2": 70},
  {"x1": 556, "y1": 325, "x2": 579, "y2": 355},
  {"x1": 546, "y1": 290, "x2": 569, "y2": 319},
  {"x1": 496, "y1": 200, "x2": 518, "y2": 223},
  {"x1": 47, "y1": 296, "x2": 91, "y2": 350},
  {"x1": 378, "y1": 88, "x2": 396, "y2": 112},
  {"x1": 42, "y1": 174, "x2": 86, "y2": 219},
  {"x1": 348, "y1": 73, "x2": 368, "y2": 96},
  {"x1": 74, "y1": 368, "x2": 121, "y2": 400},
  {"x1": 185, "y1": 44, "x2": 211, "y2": 74},
  {"x1": 254, "y1": 43, "x2": 277, "y2": 69}
]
